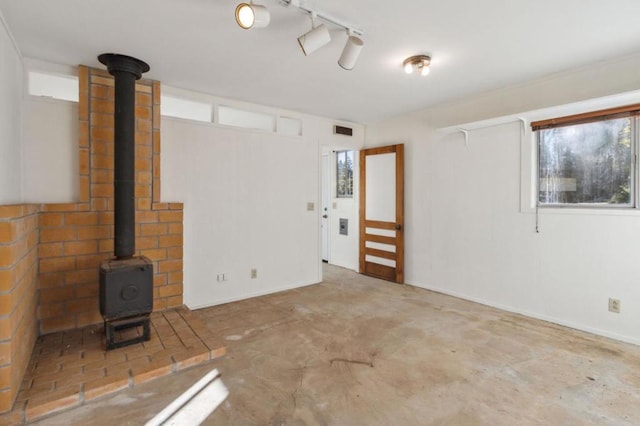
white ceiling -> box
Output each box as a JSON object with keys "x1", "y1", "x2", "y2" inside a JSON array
[{"x1": 2, "y1": 0, "x2": 640, "y2": 123}]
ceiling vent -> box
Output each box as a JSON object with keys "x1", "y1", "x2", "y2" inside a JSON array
[{"x1": 334, "y1": 125, "x2": 353, "y2": 136}]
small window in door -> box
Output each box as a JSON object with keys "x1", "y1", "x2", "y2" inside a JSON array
[{"x1": 336, "y1": 150, "x2": 354, "y2": 198}]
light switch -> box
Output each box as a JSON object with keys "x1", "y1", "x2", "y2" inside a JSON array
[{"x1": 307, "y1": 202, "x2": 315, "y2": 211}]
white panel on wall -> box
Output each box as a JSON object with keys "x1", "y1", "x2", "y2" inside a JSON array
[{"x1": 22, "y1": 100, "x2": 78, "y2": 202}]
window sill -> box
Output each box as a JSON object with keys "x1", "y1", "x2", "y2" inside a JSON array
[{"x1": 522, "y1": 205, "x2": 640, "y2": 217}]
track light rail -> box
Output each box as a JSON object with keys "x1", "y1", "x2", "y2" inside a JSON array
[{"x1": 279, "y1": 0, "x2": 364, "y2": 36}]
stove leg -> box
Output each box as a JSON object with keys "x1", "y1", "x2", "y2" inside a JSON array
[{"x1": 105, "y1": 316, "x2": 151, "y2": 350}]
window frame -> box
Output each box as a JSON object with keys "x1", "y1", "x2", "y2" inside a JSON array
[{"x1": 532, "y1": 106, "x2": 639, "y2": 209}]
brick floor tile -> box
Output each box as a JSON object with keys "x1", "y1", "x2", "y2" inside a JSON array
[
  {"x1": 32, "y1": 370, "x2": 67, "y2": 388},
  {"x1": 123, "y1": 356, "x2": 150, "y2": 374},
  {"x1": 149, "y1": 348, "x2": 175, "y2": 361},
  {"x1": 25, "y1": 386, "x2": 80, "y2": 421},
  {"x1": 132, "y1": 359, "x2": 174, "y2": 385},
  {"x1": 104, "y1": 350, "x2": 127, "y2": 364},
  {"x1": 75, "y1": 367, "x2": 106, "y2": 383},
  {"x1": 41, "y1": 333, "x2": 63, "y2": 344},
  {"x1": 0, "y1": 401, "x2": 24, "y2": 425},
  {"x1": 20, "y1": 376, "x2": 33, "y2": 390},
  {"x1": 80, "y1": 350, "x2": 106, "y2": 363},
  {"x1": 84, "y1": 372, "x2": 130, "y2": 402},
  {"x1": 16, "y1": 388, "x2": 32, "y2": 402},
  {"x1": 33, "y1": 357, "x2": 64, "y2": 371},
  {"x1": 53, "y1": 351, "x2": 83, "y2": 364},
  {"x1": 160, "y1": 337, "x2": 183, "y2": 348},
  {"x1": 151, "y1": 315, "x2": 170, "y2": 326},
  {"x1": 181, "y1": 339, "x2": 206, "y2": 350},
  {"x1": 211, "y1": 347, "x2": 227, "y2": 359},
  {"x1": 142, "y1": 343, "x2": 163, "y2": 354},
  {"x1": 125, "y1": 349, "x2": 150, "y2": 362},
  {"x1": 176, "y1": 330, "x2": 197, "y2": 341},
  {"x1": 174, "y1": 349, "x2": 210, "y2": 371},
  {"x1": 79, "y1": 340, "x2": 104, "y2": 351},
  {"x1": 154, "y1": 326, "x2": 174, "y2": 338},
  {"x1": 162, "y1": 311, "x2": 181, "y2": 321},
  {"x1": 60, "y1": 359, "x2": 86, "y2": 373},
  {"x1": 29, "y1": 379, "x2": 56, "y2": 394}
]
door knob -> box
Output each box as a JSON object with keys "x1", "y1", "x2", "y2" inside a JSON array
[
  {"x1": 322, "y1": 215, "x2": 328, "y2": 219},
  {"x1": 396, "y1": 224, "x2": 402, "y2": 230}
]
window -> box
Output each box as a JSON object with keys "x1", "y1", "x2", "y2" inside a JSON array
[
  {"x1": 161, "y1": 95, "x2": 213, "y2": 122},
  {"x1": 218, "y1": 106, "x2": 275, "y2": 131},
  {"x1": 28, "y1": 71, "x2": 78, "y2": 102},
  {"x1": 533, "y1": 106, "x2": 638, "y2": 207},
  {"x1": 278, "y1": 116, "x2": 303, "y2": 136},
  {"x1": 336, "y1": 150, "x2": 354, "y2": 198}
]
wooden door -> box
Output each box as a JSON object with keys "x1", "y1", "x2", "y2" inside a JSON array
[{"x1": 359, "y1": 144, "x2": 404, "y2": 283}]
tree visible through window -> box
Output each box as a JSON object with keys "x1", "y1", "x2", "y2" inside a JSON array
[
  {"x1": 536, "y1": 114, "x2": 634, "y2": 206},
  {"x1": 336, "y1": 150, "x2": 354, "y2": 198}
]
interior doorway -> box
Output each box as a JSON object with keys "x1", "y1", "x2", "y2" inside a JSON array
[{"x1": 359, "y1": 144, "x2": 405, "y2": 283}]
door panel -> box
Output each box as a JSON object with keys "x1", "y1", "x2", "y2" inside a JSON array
[{"x1": 359, "y1": 144, "x2": 404, "y2": 283}]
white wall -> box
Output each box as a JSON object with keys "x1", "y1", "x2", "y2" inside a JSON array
[
  {"x1": 162, "y1": 114, "x2": 359, "y2": 309},
  {"x1": 366, "y1": 60, "x2": 640, "y2": 345},
  {"x1": 0, "y1": 13, "x2": 23, "y2": 203},
  {"x1": 18, "y1": 67, "x2": 364, "y2": 308}
]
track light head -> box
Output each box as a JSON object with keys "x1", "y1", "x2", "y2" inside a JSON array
[
  {"x1": 235, "y1": 3, "x2": 271, "y2": 29},
  {"x1": 338, "y1": 34, "x2": 364, "y2": 70},
  {"x1": 297, "y1": 24, "x2": 331, "y2": 56},
  {"x1": 403, "y1": 55, "x2": 431, "y2": 76}
]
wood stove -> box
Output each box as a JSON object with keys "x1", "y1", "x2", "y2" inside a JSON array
[{"x1": 97, "y1": 53, "x2": 153, "y2": 350}]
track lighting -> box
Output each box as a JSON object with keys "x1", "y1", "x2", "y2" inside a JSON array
[
  {"x1": 297, "y1": 22, "x2": 331, "y2": 56},
  {"x1": 236, "y1": 0, "x2": 364, "y2": 70},
  {"x1": 403, "y1": 55, "x2": 431, "y2": 76},
  {"x1": 235, "y1": 2, "x2": 270, "y2": 29},
  {"x1": 338, "y1": 33, "x2": 364, "y2": 70}
]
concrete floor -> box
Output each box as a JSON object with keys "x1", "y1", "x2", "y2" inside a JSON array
[{"x1": 32, "y1": 264, "x2": 640, "y2": 425}]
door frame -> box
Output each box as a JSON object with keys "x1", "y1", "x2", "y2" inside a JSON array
[
  {"x1": 321, "y1": 153, "x2": 330, "y2": 262},
  {"x1": 359, "y1": 144, "x2": 404, "y2": 283}
]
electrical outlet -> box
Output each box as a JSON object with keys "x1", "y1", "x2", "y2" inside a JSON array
[
  {"x1": 251, "y1": 268, "x2": 257, "y2": 279},
  {"x1": 608, "y1": 298, "x2": 620, "y2": 313},
  {"x1": 217, "y1": 273, "x2": 226, "y2": 282}
]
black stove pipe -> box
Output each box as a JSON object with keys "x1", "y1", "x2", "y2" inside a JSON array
[{"x1": 98, "y1": 54, "x2": 150, "y2": 259}]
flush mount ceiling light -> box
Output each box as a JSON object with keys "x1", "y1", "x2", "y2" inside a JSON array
[
  {"x1": 403, "y1": 55, "x2": 431, "y2": 76},
  {"x1": 338, "y1": 32, "x2": 364, "y2": 70},
  {"x1": 235, "y1": 2, "x2": 271, "y2": 29}
]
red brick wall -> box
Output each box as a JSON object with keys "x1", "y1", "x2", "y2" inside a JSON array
[
  {"x1": 36, "y1": 66, "x2": 184, "y2": 334},
  {"x1": 0, "y1": 204, "x2": 39, "y2": 413}
]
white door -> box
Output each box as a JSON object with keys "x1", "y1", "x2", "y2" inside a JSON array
[{"x1": 321, "y1": 154, "x2": 330, "y2": 262}]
